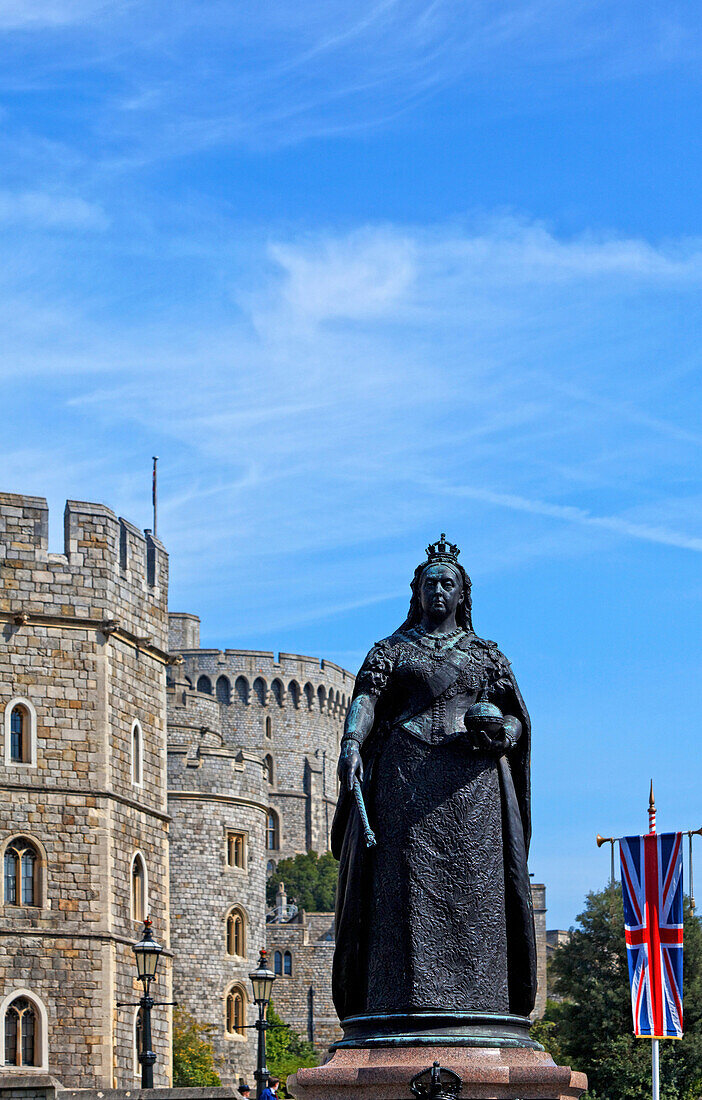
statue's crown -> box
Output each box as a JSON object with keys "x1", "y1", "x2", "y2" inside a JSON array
[{"x1": 425, "y1": 533, "x2": 460, "y2": 566}]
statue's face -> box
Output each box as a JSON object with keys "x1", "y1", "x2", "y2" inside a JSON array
[{"x1": 419, "y1": 564, "x2": 463, "y2": 621}]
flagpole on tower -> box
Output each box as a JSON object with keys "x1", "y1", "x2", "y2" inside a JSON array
[{"x1": 152, "y1": 457, "x2": 158, "y2": 538}]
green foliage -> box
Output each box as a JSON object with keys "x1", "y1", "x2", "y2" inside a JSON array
[
  {"x1": 266, "y1": 1001, "x2": 318, "y2": 1096},
  {"x1": 544, "y1": 883, "x2": 702, "y2": 1100},
  {"x1": 172, "y1": 1007, "x2": 222, "y2": 1087},
  {"x1": 266, "y1": 850, "x2": 338, "y2": 912},
  {"x1": 529, "y1": 1000, "x2": 566, "y2": 1067}
]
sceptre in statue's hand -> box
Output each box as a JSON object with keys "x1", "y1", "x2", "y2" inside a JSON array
[{"x1": 338, "y1": 736, "x2": 376, "y2": 848}]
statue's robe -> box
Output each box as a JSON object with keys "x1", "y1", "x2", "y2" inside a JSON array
[{"x1": 331, "y1": 629, "x2": 536, "y2": 1021}]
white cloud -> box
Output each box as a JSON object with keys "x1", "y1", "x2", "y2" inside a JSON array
[
  {"x1": 2, "y1": 215, "x2": 701, "y2": 611},
  {"x1": 0, "y1": 191, "x2": 107, "y2": 230},
  {"x1": 267, "y1": 229, "x2": 416, "y2": 325},
  {"x1": 2, "y1": 2, "x2": 699, "y2": 161},
  {"x1": 428, "y1": 483, "x2": 702, "y2": 554},
  {"x1": 0, "y1": 0, "x2": 115, "y2": 30}
]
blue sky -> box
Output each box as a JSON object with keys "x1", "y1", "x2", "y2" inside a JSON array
[{"x1": 2, "y1": 1, "x2": 702, "y2": 928}]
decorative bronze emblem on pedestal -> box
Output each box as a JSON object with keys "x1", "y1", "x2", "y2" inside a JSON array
[{"x1": 410, "y1": 1061, "x2": 462, "y2": 1100}]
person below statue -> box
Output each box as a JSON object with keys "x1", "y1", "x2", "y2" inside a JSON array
[{"x1": 332, "y1": 536, "x2": 537, "y2": 1026}]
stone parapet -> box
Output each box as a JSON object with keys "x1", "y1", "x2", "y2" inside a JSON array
[
  {"x1": 0, "y1": 1083, "x2": 241, "y2": 1100},
  {"x1": 0, "y1": 494, "x2": 168, "y2": 650}
]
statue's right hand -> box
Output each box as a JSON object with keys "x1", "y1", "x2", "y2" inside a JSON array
[{"x1": 338, "y1": 743, "x2": 364, "y2": 791}]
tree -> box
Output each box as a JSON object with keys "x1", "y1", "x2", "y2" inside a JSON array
[
  {"x1": 266, "y1": 851, "x2": 338, "y2": 912},
  {"x1": 172, "y1": 1007, "x2": 222, "y2": 1087},
  {"x1": 266, "y1": 1001, "x2": 318, "y2": 1096},
  {"x1": 543, "y1": 883, "x2": 702, "y2": 1100}
]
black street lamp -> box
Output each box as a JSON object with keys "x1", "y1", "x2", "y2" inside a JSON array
[
  {"x1": 133, "y1": 918, "x2": 163, "y2": 1089},
  {"x1": 249, "y1": 949, "x2": 276, "y2": 1099},
  {"x1": 118, "y1": 918, "x2": 175, "y2": 1089}
]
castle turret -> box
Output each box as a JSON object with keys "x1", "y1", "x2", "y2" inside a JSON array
[{"x1": 166, "y1": 614, "x2": 354, "y2": 1084}]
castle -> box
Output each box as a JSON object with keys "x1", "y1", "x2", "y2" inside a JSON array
[{"x1": 0, "y1": 492, "x2": 547, "y2": 1091}]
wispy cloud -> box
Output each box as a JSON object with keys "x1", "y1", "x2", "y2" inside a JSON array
[
  {"x1": 428, "y1": 483, "x2": 702, "y2": 553},
  {"x1": 0, "y1": 190, "x2": 107, "y2": 229},
  {"x1": 0, "y1": 0, "x2": 116, "y2": 30},
  {"x1": 3, "y1": 215, "x2": 699, "y2": 598},
  {"x1": 2, "y1": 1, "x2": 700, "y2": 165}
]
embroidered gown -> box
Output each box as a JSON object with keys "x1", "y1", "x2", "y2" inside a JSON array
[{"x1": 331, "y1": 628, "x2": 537, "y2": 1022}]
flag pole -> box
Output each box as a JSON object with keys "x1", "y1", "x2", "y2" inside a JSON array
[
  {"x1": 649, "y1": 781, "x2": 659, "y2": 1100},
  {"x1": 152, "y1": 457, "x2": 158, "y2": 538},
  {"x1": 596, "y1": 834, "x2": 617, "y2": 884}
]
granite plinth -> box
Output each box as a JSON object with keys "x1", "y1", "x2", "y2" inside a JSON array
[{"x1": 287, "y1": 1044, "x2": 587, "y2": 1100}]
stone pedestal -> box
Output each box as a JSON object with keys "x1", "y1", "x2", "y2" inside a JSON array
[{"x1": 288, "y1": 1045, "x2": 587, "y2": 1100}]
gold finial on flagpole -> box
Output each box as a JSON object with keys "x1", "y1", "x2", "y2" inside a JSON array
[{"x1": 648, "y1": 780, "x2": 656, "y2": 835}]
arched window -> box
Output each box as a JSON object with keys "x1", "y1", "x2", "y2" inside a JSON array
[
  {"x1": 4, "y1": 838, "x2": 41, "y2": 907},
  {"x1": 317, "y1": 686, "x2": 326, "y2": 712},
  {"x1": 226, "y1": 908, "x2": 245, "y2": 957},
  {"x1": 253, "y1": 678, "x2": 266, "y2": 706},
  {"x1": 274, "y1": 950, "x2": 283, "y2": 976},
  {"x1": 4, "y1": 698, "x2": 37, "y2": 767},
  {"x1": 216, "y1": 676, "x2": 231, "y2": 704},
  {"x1": 225, "y1": 987, "x2": 246, "y2": 1036},
  {"x1": 235, "y1": 677, "x2": 249, "y2": 705},
  {"x1": 267, "y1": 811, "x2": 279, "y2": 851},
  {"x1": 266, "y1": 859, "x2": 276, "y2": 877},
  {"x1": 284, "y1": 951, "x2": 293, "y2": 976},
  {"x1": 265, "y1": 716, "x2": 272, "y2": 740},
  {"x1": 289, "y1": 681, "x2": 300, "y2": 709},
  {"x1": 263, "y1": 754, "x2": 274, "y2": 785},
  {"x1": 304, "y1": 683, "x2": 314, "y2": 710},
  {"x1": 131, "y1": 854, "x2": 147, "y2": 922},
  {"x1": 197, "y1": 675, "x2": 212, "y2": 695},
  {"x1": 3, "y1": 996, "x2": 38, "y2": 1066},
  {"x1": 131, "y1": 721, "x2": 143, "y2": 786},
  {"x1": 271, "y1": 679, "x2": 283, "y2": 706}
]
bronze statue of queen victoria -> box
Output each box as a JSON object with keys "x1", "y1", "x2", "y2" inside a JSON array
[{"x1": 331, "y1": 536, "x2": 537, "y2": 1047}]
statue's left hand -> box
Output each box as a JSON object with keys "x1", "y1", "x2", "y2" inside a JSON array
[
  {"x1": 474, "y1": 729, "x2": 511, "y2": 756},
  {"x1": 475, "y1": 715, "x2": 521, "y2": 756}
]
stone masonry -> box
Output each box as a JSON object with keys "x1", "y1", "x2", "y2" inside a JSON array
[
  {"x1": 0, "y1": 493, "x2": 172, "y2": 1089},
  {"x1": 266, "y1": 913, "x2": 339, "y2": 1056},
  {"x1": 166, "y1": 616, "x2": 351, "y2": 1085},
  {"x1": 169, "y1": 615, "x2": 352, "y2": 864}
]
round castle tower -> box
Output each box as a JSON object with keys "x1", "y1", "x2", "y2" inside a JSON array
[{"x1": 166, "y1": 613, "x2": 353, "y2": 1085}]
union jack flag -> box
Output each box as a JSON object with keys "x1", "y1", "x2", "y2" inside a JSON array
[{"x1": 620, "y1": 832, "x2": 684, "y2": 1039}]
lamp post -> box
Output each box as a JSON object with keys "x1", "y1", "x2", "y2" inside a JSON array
[
  {"x1": 133, "y1": 918, "x2": 164, "y2": 1089},
  {"x1": 249, "y1": 948, "x2": 276, "y2": 1099}
]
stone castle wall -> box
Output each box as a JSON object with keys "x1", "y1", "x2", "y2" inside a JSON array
[
  {"x1": 166, "y1": 617, "x2": 353, "y2": 1082},
  {"x1": 0, "y1": 493, "x2": 172, "y2": 1089},
  {"x1": 531, "y1": 883, "x2": 547, "y2": 1020},
  {"x1": 167, "y1": 680, "x2": 269, "y2": 1085},
  {"x1": 169, "y1": 615, "x2": 352, "y2": 865},
  {"x1": 266, "y1": 915, "x2": 339, "y2": 1056}
]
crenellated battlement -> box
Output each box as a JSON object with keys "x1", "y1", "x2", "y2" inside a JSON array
[
  {"x1": 0, "y1": 492, "x2": 168, "y2": 647},
  {"x1": 168, "y1": 613, "x2": 354, "y2": 703}
]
